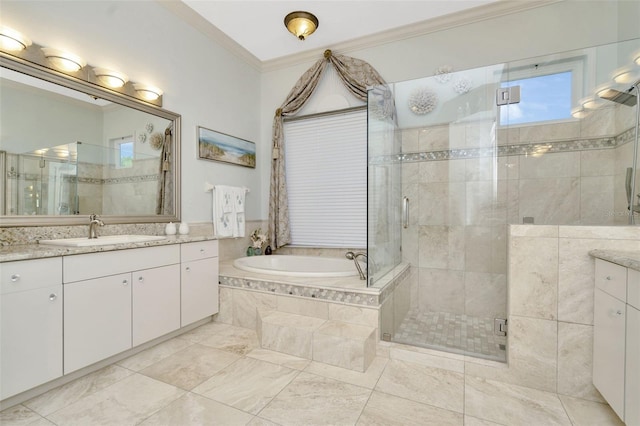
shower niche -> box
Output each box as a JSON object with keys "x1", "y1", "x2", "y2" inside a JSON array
[{"x1": 368, "y1": 38, "x2": 640, "y2": 362}]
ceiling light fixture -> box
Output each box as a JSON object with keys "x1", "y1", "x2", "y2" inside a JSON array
[
  {"x1": 133, "y1": 83, "x2": 163, "y2": 101},
  {"x1": 284, "y1": 11, "x2": 318, "y2": 41},
  {"x1": 93, "y1": 67, "x2": 128, "y2": 88},
  {"x1": 0, "y1": 26, "x2": 31, "y2": 52},
  {"x1": 635, "y1": 53, "x2": 640, "y2": 66},
  {"x1": 41, "y1": 47, "x2": 85, "y2": 72}
]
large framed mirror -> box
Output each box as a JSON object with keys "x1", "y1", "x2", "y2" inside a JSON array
[{"x1": 0, "y1": 54, "x2": 181, "y2": 227}]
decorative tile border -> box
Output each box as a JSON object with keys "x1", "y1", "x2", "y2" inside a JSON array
[
  {"x1": 370, "y1": 127, "x2": 635, "y2": 164},
  {"x1": 219, "y1": 262, "x2": 411, "y2": 307}
]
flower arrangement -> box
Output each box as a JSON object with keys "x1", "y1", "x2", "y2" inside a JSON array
[{"x1": 250, "y1": 228, "x2": 267, "y2": 249}]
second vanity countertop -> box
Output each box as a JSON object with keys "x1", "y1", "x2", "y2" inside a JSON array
[
  {"x1": 0, "y1": 234, "x2": 217, "y2": 263},
  {"x1": 589, "y1": 249, "x2": 640, "y2": 272}
]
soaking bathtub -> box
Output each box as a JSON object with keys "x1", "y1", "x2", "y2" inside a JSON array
[{"x1": 232, "y1": 255, "x2": 361, "y2": 278}]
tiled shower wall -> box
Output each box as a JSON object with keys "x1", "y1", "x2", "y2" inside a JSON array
[
  {"x1": 468, "y1": 225, "x2": 640, "y2": 400},
  {"x1": 400, "y1": 102, "x2": 637, "y2": 322}
]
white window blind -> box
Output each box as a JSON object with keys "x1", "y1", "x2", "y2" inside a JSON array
[{"x1": 284, "y1": 109, "x2": 367, "y2": 248}]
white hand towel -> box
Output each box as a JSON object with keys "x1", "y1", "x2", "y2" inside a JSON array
[
  {"x1": 213, "y1": 186, "x2": 234, "y2": 237},
  {"x1": 213, "y1": 185, "x2": 247, "y2": 238},
  {"x1": 232, "y1": 186, "x2": 246, "y2": 237}
]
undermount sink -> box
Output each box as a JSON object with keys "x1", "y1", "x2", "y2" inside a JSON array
[{"x1": 39, "y1": 235, "x2": 167, "y2": 247}]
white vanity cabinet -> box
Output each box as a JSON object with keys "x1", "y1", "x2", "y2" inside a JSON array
[
  {"x1": 593, "y1": 258, "x2": 640, "y2": 424},
  {"x1": 63, "y1": 245, "x2": 180, "y2": 373},
  {"x1": 626, "y1": 269, "x2": 640, "y2": 426},
  {"x1": 64, "y1": 273, "x2": 132, "y2": 374},
  {"x1": 132, "y1": 264, "x2": 181, "y2": 346},
  {"x1": 0, "y1": 257, "x2": 63, "y2": 399},
  {"x1": 180, "y1": 240, "x2": 219, "y2": 326}
]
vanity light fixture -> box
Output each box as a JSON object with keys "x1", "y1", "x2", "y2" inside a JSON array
[
  {"x1": 133, "y1": 83, "x2": 163, "y2": 101},
  {"x1": 612, "y1": 67, "x2": 636, "y2": 84},
  {"x1": 284, "y1": 11, "x2": 318, "y2": 40},
  {"x1": 41, "y1": 47, "x2": 85, "y2": 72},
  {"x1": 581, "y1": 96, "x2": 604, "y2": 110},
  {"x1": 0, "y1": 26, "x2": 31, "y2": 52},
  {"x1": 93, "y1": 67, "x2": 128, "y2": 88},
  {"x1": 571, "y1": 106, "x2": 588, "y2": 119}
]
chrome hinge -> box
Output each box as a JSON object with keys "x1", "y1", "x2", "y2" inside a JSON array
[
  {"x1": 494, "y1": 318, "x2": 507, "y2": 336},
  {"x1": 496, "y1": 86, "x2": 521, "y2": 106}
]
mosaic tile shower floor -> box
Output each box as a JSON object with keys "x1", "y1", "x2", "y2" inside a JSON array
[{"x1": 394, "y1": 309, "x2": 507, "y2": 362}]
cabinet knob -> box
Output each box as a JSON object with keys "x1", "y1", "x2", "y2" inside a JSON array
[
  {"x1": 605, "y1": 276, "x2": 612, "y2": 281},
  {"x1": 122, "y1": 279, "x2": 128, "y2": 286},
  {"x1": 615, "y1": 310, "x2": 623, "y2": 316},
  {"x1": 200, "y1": 249, "x2": 205, "y2": 254},
  {"x1": 10, "y1": 274, "x2": 20, "y2": 282},
  {"x1": 185, "y1": 266, "x2": 191, "y2": 272},
  {"x1": 138, "y1": 276, "x2": 144, "y2": 283},
  {"x1": 49, "y1": 293, "x2": 57, "y2": 301}
]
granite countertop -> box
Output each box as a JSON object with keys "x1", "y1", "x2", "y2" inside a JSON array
[
  {"x1": 589, "y1": 249, "x2": 640, "y2": 272},
  {"x1": 0, "y1": 234, "x2": 217, "y2": 262}
]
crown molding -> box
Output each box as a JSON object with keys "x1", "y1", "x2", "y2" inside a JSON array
[
  {"x1": 161, "y1": 0, "x2": 562, "y2": 74},
  {"x1": 261, "y1": 0, "x2": 563, "y2": 72},
  {"x1": 156, "y1": 0, "x2": 262, "y2": 72}
]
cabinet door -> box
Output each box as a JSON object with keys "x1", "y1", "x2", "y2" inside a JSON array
[
  {"x1": 132, "y1": 264, "x2": 180, "y2": 346},
  {"x1": 593, "y1": 288, "x2": 626, "y2": 419},
  {"x1": 626, "y1": 304, "x2": 640, "y2": 426},
  {"x1": 0, "y1": 285, "x2": 62, "y2": 399},
  {"x1": 181, "y1": 257, "x2": 219, "y2": 326},
  {"x1": 64, "y1": 274, "x2": 132, "y2": 374}
]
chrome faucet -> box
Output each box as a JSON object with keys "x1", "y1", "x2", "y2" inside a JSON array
[
  {"x1": 88, "y1": 214, "x2": 104, "y2": 239},
  {"x1": 345, "y1": 251, "x2": 369, "y2": 280}
]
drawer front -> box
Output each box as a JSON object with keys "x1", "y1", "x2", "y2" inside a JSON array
[
  {"x1": 181, "y1": 240, "x2": 218, "y2": 262},
  {"x1": 628, "y1": 268, "x2": 640, "y2": 310},
  {"x1": 595, "y1": 259, "x2": 627, "y2": 302},
  {"x1": 63, "y1": 245, "x2": 180, "y2": 283},
  {"x1": 1, "y1": 257, "x2": 62, "y2": 294}
]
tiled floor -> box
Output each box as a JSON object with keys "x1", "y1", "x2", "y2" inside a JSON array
[
  {"x1": 1, "y1": 321, "x2": 623, "y2": 426},
  {"x1": 394, "y1": 309, "x2": 507, "y2": 362}
]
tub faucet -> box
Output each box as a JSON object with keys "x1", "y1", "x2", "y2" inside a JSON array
[
  {"x1": 88, "y1": 214, "x2": 104, "y2": 239},
  {"x1": 345, "y1": 251, "x2": 368, "y2": 280}
]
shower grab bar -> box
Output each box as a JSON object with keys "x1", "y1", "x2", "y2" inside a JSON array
[{"x1": 402, "y1": 196, "x2": 409, "y2": 229}]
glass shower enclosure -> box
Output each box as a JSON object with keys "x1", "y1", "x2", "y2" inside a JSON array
[{"x1": 368, "y1": 38, "x2": 639, "y2": 362}]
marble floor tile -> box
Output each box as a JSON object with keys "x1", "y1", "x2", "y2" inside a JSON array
[
  {"x1": 0, "y1": 405, "x2": 46, "y2": 426},
  {"x1": 247, "y1": 417, "x2": 281, "y2": 426},
  {"x1": 258, "y1": 372, "x2": 371, "y2": 426},
  {"x1": 375, "y1": 359, "x2": 464, "y2": 413},
  {"x1": 116, "y1": 337, "x2": 193, "y2": 371},
  {"x1": 181, "y1": 322, "x2": 260, "y2": 356},
  {"x1": 304, "y1": 356, "x2": 388, "y2": 389},
  {"x1": 357, "y1": 391, "x2": 463, "y2": 425},
  {"x1": 465, "y1": 375, "x2": 571, "y2": 426},
  {"x1": 24, "y1": 364, "x2": 133, "y2": 417},
  {"x1": 47, "y1": 374, "x2": 185, "y2": 426},
  {"x1": 463, "y1": 415, "x2": 504, "y2": 426},
  {"x1": 139, "y1": 392, "x2": 253, "y2": 425},
  {"x1": 558, "y1": 395, "x2": 624, "y2": 426},
  {"x1": 192, "y1": 357, "x2": 299, "y2": 415},
  {"x1": 140, "y1": 343, "x2": 240, "y2": 390},
  {"x1": 246, "y1": 348, "x2": 311, "y2": 370}
]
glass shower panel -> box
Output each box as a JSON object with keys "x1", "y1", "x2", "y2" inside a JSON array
[
  {"x1": 501, "y1": 38, "x2": 640, "y2": 226},
  {"x1": 372, "y1": 63, "x2": 509, "y2": 362},
  {"x1": 367, "y1": 86, "x2": 402, "y2": 286}
]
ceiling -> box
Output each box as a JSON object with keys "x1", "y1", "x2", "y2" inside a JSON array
[{"x1": 181, "y1": 0, "x2": 500, "y2": 62}]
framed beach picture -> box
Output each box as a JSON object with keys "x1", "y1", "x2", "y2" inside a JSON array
[{"x1": 197, "y1": 126, "x2": 256, "y2": 168}]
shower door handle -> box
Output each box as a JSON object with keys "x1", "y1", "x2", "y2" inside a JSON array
[{"x1": 402, "y1": 196, "x2": 409, "y2": 229}]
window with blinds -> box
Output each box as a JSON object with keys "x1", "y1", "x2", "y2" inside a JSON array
[{"x1": 283, "y1": 108, "x2": 367, "y2": 248}]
